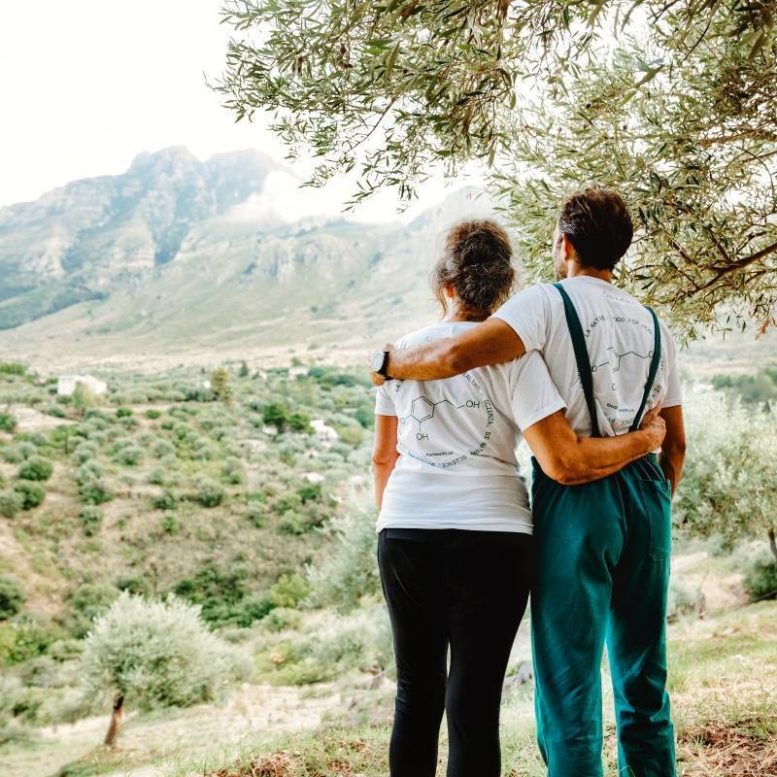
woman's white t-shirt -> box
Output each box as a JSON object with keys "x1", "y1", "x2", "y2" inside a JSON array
[{"x1": 375, "y1": 321, "x2": 566, "y2": 534}]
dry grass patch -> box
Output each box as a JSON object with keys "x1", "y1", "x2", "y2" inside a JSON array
[{"x1": 678, "y1": 717, "x2": 777, "y2": 776}]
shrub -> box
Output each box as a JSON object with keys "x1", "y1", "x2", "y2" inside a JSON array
[
  {"x1": 18, "y1": 456, "x2": 54, "y2": 482},
  {"x1": 0, "y1": 577, "x2": 24, "y2": 620},
  {"x1": 79, "y1": 478, "x2": 112, "y2": 506},
  {"x1": 79, "y1": 507, "x2": 103, "y2": 537},
  {"x1": 263, "y1": 607, "x2": 302, "y2": 633},
  {"x1": 81, "y1": 593, "x2": 250, "y2": 711},
  {"x1": 0, "y1": 412, "x2": 17, "y2": 433},
  {"x1": 145, "y1": 408, "x2": 162, "y2": 420},
  {"x1": 263, "y1": 402, "x2": 290, "y2": 433},
  {"x1": 0, "y1": 491, "x2": 23, "y2": 519},
  {"x1": 743, "y1": 548, "x2": 777, "y2": 602},
  {"x1": 246, "y1": 502, "x2": 267, "y2": 528},
  {"x1": 72, "y1": 441, "x2": 99, "y2": 465},
  {"x1": 47, "y1": 404, "x2": 67, "y2": 419},
  {"x1": 221, "y1": 457, "x2": 245, "y2": 486},
  {"x1": 1, "y1": 445, "x2": 23, "y2": 464},
  {"x1": 114, "y1": 444, "x2": 142, "y2": 466},
  {"x1": 269, "y1": 574, "x2": 311, "y2": 609},
  {"x1": 153, "y1": 490, "x2": 178, "y2": 511},
  {"x1": 288, "y1": 411, "x2": 312, "y2": 433},
  {"x1": 666, "y1": 577, "x2": 697, "y2": 622},
  {"x1": 161, "y1": 514, "x2": 178, "y2": 534},
  {"x1": 308, "y1": 508, "x2": 380, "y2": 612},
  {"x1": 152, "y1": 438, "x2": 176, "y2": 459},
  {"x1": 194, "y1": 477, "x2": 224, "y2": 508},
  {"x1": 13, "y1": 481, "x2": 46, "y2": 510},
  {"x1": 115, "y1": 407, "x2": 133, "y2": 418}
]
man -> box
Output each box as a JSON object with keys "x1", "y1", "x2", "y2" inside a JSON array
[{"x1": 370, "y1": 188, "x2": 686, "y2": 777}]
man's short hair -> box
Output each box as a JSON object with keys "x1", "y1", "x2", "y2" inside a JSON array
[{"x1": 558, "y1": 187, "x2": 633, "y2": 271}]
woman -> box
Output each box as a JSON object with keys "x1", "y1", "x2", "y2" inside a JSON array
[{"x1": 372, "y1": 220, "x2": 665, "y2": 777}]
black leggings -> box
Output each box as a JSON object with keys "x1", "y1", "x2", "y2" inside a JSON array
[{"x1": 378, "y1": 528, "x2": 532, "y2": 777}]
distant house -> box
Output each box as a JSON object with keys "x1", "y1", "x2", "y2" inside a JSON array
[
  {"x1": 311, "y1": 419, "x2": 339, "y2": 442},
  {"x1": 57, "y1": 375, "x2": 108, "y2": 397}
]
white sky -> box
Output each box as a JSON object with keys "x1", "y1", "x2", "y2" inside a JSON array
[{"x1": 0, "y1": 0, "x2": 464, "y2": 221}]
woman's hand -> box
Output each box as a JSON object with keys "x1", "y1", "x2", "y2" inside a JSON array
[{"x1": 639, "y1": 406, "x2": 666, "y2": 450}]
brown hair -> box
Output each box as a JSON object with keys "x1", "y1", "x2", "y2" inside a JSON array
[
  {"x1": 432, "y1": 220, "x2": 515, "y2": 321},
  {"x1": 557, "y1": 187, "x2": 633, "y2": 271}
]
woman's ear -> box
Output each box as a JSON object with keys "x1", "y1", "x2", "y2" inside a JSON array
[{"x1": 443, "y1": 283, "x2": 457, "y2": 300}]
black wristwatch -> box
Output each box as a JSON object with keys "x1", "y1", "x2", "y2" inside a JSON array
[{"x1": 370, "y1": 350, "x2": 392, "y2": 380}]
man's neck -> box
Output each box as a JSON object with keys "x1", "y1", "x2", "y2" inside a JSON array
[{"x1": 565, "y1": 264, "x2": 613, "y2": 283}]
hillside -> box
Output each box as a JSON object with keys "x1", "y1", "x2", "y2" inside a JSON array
[{"x1": 0, "y1": 149, "x2": 499, "y2": 370}]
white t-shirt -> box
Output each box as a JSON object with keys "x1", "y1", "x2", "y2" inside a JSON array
[
  {"x1": 493, "y1": 276, "x2": 682, "y2": 437},
  {"x1": 375, "y1": 321, "x2": 566, "y2": 534}
]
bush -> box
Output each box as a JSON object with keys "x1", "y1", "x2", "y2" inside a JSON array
[
  {"x1": 308, "y1": 508, "x2": 380, "y2": 612},
  {"x1": 0, "y1": 412, "x2": 17, "y2": 433},
  {"x1": 221, "y1": 457, "x2": 245, "y2": 486},
  {"x1": 0, "y1": 491, "x2": 23, "y2": 519},
  {"x1": 81, "y1": 593, "x2": 250, "y2": 711},
  {"x1": 263, "y1": 402, "x2": 290, "y2": 432},
  {"x1": 79, "y1": 478, "x2": 112, "y2": 506},
  {"x1": 0, "y1": 577, "x2": 24, "y2": 620},
  {"x1": 145, "y1": 408, "x2": 162, "y2": 420},
  {"x1": 666, "y1": 577, "x2": 697, "y2": 621},
  {"x1": 115, "y1": 407, "x2": 133, "y2": 418},
  {"x1": 194, "y1": 477, "x2": 225, "y2": 508},
  {"x1": 13, "y1": 481, "x2": 46, "y2": 510},
  {"x1": 259, "y1": 605, "x2": 392, "y2": 685},
  {"x1": 743, "y1": 548, "x2": 777, "y2": 602},
  {"x1": 114, "y1": 444, "x2": 143, "y2": 466},
  {"x1": 18, "y1": 456, "x2": 54, "y2": 482},
  {"x1": 1, "y1": 445, "x2": 24, "y2": 464},
  {"x1": 153, "y1": 491, "x2": 177, "y2": 511},
  {"x1": 269, "y1": 574, "x2": 311, "y2": 609},
  {"x1": 263, "y1": 607, "x2": 302, "y2": 633},
  {"x1": 152, "y1": 438, "x2": 176, "y2": 459},
  {"x1": 79, "y1": 507, "x2": 103, "y2": 537}
]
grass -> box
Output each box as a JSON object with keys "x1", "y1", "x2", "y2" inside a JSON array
[{"x1": 173, "y1": 600, "x2": 777, "y2": 777}]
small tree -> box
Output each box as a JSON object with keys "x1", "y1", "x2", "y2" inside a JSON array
[
  {"x1": 18, "y1": 456, "x2": 54, "y2": 482},
  {"x1": 676, "y1": 389, "x2": 777, "y2": 564},
  {"x1": 263, "y1": 402, "x2": 290, "y2": 433},
  {"x1": 210, "y1": 368, "x2": 232, "y2": 403},
  {"x1": 0, "y1": 576, "x2": 24, "y2": 620},
  {"x1": 81, "y1": 593, "x2": 249, "y2": 746}
]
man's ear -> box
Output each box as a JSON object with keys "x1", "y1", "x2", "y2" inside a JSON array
[{"x1": 560, "y1": 233, "x2": 576, "y2": 263}]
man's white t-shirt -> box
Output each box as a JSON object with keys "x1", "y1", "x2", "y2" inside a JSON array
[
  {"x1": 493, "y1": 276, "x2": 682, "y2": 437},
  {"x1": 375, "y1": 321, "x2": 566, "y2": 534}
]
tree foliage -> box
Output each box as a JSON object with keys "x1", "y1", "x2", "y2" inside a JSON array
[
  {"x1": 675, "y1": 388, "x2": 777, "y2": 560},
  {"x1": 218, "y1": 1, "x2": 776, "y2": 332},
  {"x1": 81, "y1": 593, "x2": 249, "y2": 711}
]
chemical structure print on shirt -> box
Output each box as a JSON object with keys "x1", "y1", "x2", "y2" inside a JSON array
[
  {"x1": 395, "y1": 371, "x2": 496, "y2": 470},
  {"x1": 590, "y1": 346, "x2": 654, "y2": 375}
]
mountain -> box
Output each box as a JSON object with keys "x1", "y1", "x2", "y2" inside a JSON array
[
  {"x1": 0, "y1": 148, "x2": 773, "y2": 373},
  {"x1": 0, "y1": 151, "x2": 498, "y2": 369}
]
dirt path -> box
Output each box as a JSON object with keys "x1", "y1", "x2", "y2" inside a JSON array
[{"x1": 2, "y1": 682, "x2": 341, "y2": 777}]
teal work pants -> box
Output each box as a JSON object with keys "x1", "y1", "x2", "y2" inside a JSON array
[{"x1": 530, "y1": 455, "x2": 676, "y2": 777}]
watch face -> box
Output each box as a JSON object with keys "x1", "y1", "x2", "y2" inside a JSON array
[{"x1": 371, "y1": 351, "x2": 385, "y2": 373}]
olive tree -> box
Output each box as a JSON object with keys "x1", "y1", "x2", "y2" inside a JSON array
[
  {"x1": 81, "y1": 593, "x2": 249, "y2": 746},
  {"x1": 675, "y1": 388, "x2": 777, "y2": 564},
  {"x1": 217, "y1": 1, "x2": 776, "y2": 333}
]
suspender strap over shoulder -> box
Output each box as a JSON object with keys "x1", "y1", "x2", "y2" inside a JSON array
[
  {"x1": 630, "y1": 306, "x2": 662, "y2": 432},
  {"x1": 553, "y1": 282, "x2": 663, "y2": 438},
  {"x1": 553, "y1": 283, "x2": 601, "y2": 438}
]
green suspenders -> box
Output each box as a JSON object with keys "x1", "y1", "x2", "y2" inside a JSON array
[{"x1": 553, "y1": 283, "x2": 661, "y2": 436}]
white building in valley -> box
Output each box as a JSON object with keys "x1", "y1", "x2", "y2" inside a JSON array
[{"x1": 57, "y1": 375, "x2": 108, "y2": 397}]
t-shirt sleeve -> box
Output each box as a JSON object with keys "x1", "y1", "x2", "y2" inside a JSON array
[
  {"x1": 509, "y1": 351, "x2": 567, "y2": 431},
  {"x1": 374, "y1": 383, "x2": 397, "y2": 416},
  {"x1": 660, "y1": 322, "x2": 683, "y2": 408},
  {"x1": 492, "y1": 285, "x2": 551, "y2": 353}
]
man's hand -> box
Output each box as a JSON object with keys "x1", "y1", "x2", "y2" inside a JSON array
[{"x1": 639, "y1": 406, "x2": 666, "y2": 451}]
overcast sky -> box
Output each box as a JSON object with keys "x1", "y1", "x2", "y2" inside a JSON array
[{"x1": 0, "y1": 0, "x2": 462, "y2": 221}]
